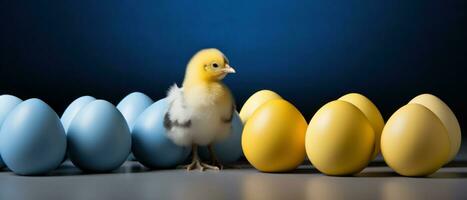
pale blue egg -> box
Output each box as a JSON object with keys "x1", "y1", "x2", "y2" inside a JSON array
[
  {"x1": 0, "y1": 94, "x2": 23, "y2": 169},
  {"x1": 199, "y1": 112, "x2": 244, "y2": 164},
  {"x1": 117, "y1": 92, "x2": 154, "y2": 161},
  {"x1": 0, "y1": 98, "x2": 66, "y2": 175},
  {"x1": 60, "y1": 96, "x2": 96, "y2": 162},
  {"x1": 61, "y1": 96, "x2": 96, "y2": 132},
  {"x1": 117, "y1": 92, "x2": 153, "y2": 131},
  {"x1": 67, "y1": 100, "x2": 131, "y2": 172},
  {"x1": 132, "y1": 98, "x2": 191, "y2": 168}
]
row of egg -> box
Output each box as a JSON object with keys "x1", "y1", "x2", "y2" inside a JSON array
[
  {"x1": 240, "y1": 90, "x2": 461, "y2": 176},
  {"x1": 0, "y1": 93, "x2": 243, "y2": 175}
]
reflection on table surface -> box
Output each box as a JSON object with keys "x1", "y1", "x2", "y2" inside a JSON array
[{"x1": 0, "y1": 161, "x2": 466, "y2": 200}]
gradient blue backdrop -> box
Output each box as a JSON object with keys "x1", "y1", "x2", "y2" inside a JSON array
[{"x1": 1, "y1": 0, "x2": 466, "y2": 133}]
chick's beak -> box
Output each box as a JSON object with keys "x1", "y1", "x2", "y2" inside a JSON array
[{"x1": 224, "y1": 64, "x2": 236, "y2": 74}]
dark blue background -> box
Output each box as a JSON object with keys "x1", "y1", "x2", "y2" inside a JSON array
[{"x1": 1, "y1": 0, "x2": 466, "y2": 132}]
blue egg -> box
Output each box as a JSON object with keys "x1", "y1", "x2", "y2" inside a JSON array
[
  {"x1": 117, "y1": 92, "x2": 153, "y2": 131},
  {"x1": 132, "y1": 98, "x2": 191, "y2": 168},
  {"x1": 59, "y1": 96, "x2": 96, "y2": 163},
  {"x1": 0, "y1": 98, "x2": 66, "y2": 175},
  {"x1": 0, "y1": 94, "x2": 23, "y2": 169},
  {"x1": 117, "y1": 92, "x2": 154, "y2": 161},
  {"x1": 199, "y1": 112, "x2": 244, "y2": 164},
  {"x1": 61, "y1": 96, "x2": 96, "y2": 132},
  {"x1": 67, "y1": 100, "x2": 131, "y2": 172}
]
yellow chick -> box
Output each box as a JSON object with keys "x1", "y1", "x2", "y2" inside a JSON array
[{"x1": 164, "y1": 48, "x2": 236, "y2": 171}]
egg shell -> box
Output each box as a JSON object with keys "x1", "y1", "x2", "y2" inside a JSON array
[
  {"x1": 199, "y1": 111, "x2": 244, "y2": 164},
  {"x1": 0, "y1": 98, "x2": 66, "y2": 175},
  {"x1": 132, "y1": 98, "x2": 191, "y2": 168},
  {"x1": 59, "y1": 96, "x2": 96, "y2": 163},
  {"x1": 408, "y1": 94, "x2": 461, "y2": 163},
  {"x1": 381, "y1": 104, "x2": 450, "y2": 176},
  {"x1": 0, "y1": 94, "x2": 23, "y2": 168},
  {"x1": 67, "y1": 100, "x2": 131, "y2": 172},
  {"x1": 306, "y1": 100, "x2": 374, "y2": 176},
  {"x1": 61, "y1": 96, "x2": 96, "y2": 132},
  {"x1": 239, "y1": 90, "x2": 282, "y2": 123},
  {"x1": 242, "y1": 99, "x2": 307, "y2": 172},
  {"x1": 117, "y1": 92, "x2": 154, "y2": 131},
  {"x1": 339, "y1": 93, "x2": 384, "y2": 160},
  {"x1": 117, "y1": 92, "x2": 154, "y2": 161}
]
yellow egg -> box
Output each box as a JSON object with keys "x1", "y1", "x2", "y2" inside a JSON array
[
  {"x1": 381, "y1": 104, "x2": 450, "y2": 176},
  {"x1": 408, "y1": 94, "x2": 461, "y2": 163},
  {"x1": 239, "y1": 90, "x2": 282, "y2": 123},
  {"x1": 242, "y1": 99, "x2": 307, "y2": 172},
  {"x1": 338, "y1": 93, "x2": 384, "y2": 159},
  {"x1": 306, "y1": 100, "x2": 374, "y2": 175}
]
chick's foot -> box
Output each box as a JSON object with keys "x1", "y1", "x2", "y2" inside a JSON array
[
  {"x1": 208, "y1": 144, "x2": 224, "y2": 170},
  {"x1": 183, "y1": 159, "x2": 219, "y2": 171},
  {"x1": 210, "y1": 159, "x2": 223, "y2": 170},
  {"x1": 182, "y1": 144, "x2": 220, "y2": 171}
]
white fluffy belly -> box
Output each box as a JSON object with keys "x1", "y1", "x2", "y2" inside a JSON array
[{"x1": 190, "y1": 109, "x2": 232, "y2": 145}]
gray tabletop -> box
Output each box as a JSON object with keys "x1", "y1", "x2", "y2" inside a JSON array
[{"x1": 1, "y1": 160, "x2": 467, "y2": 200}]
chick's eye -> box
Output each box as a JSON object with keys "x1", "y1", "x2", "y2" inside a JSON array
[{"x1": 212, "y1": 63, "x2": 219, "y2": 68}]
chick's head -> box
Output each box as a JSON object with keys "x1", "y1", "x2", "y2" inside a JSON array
[{"x1": 184, "y1": 48, "x2": 236, "y2": 83}]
